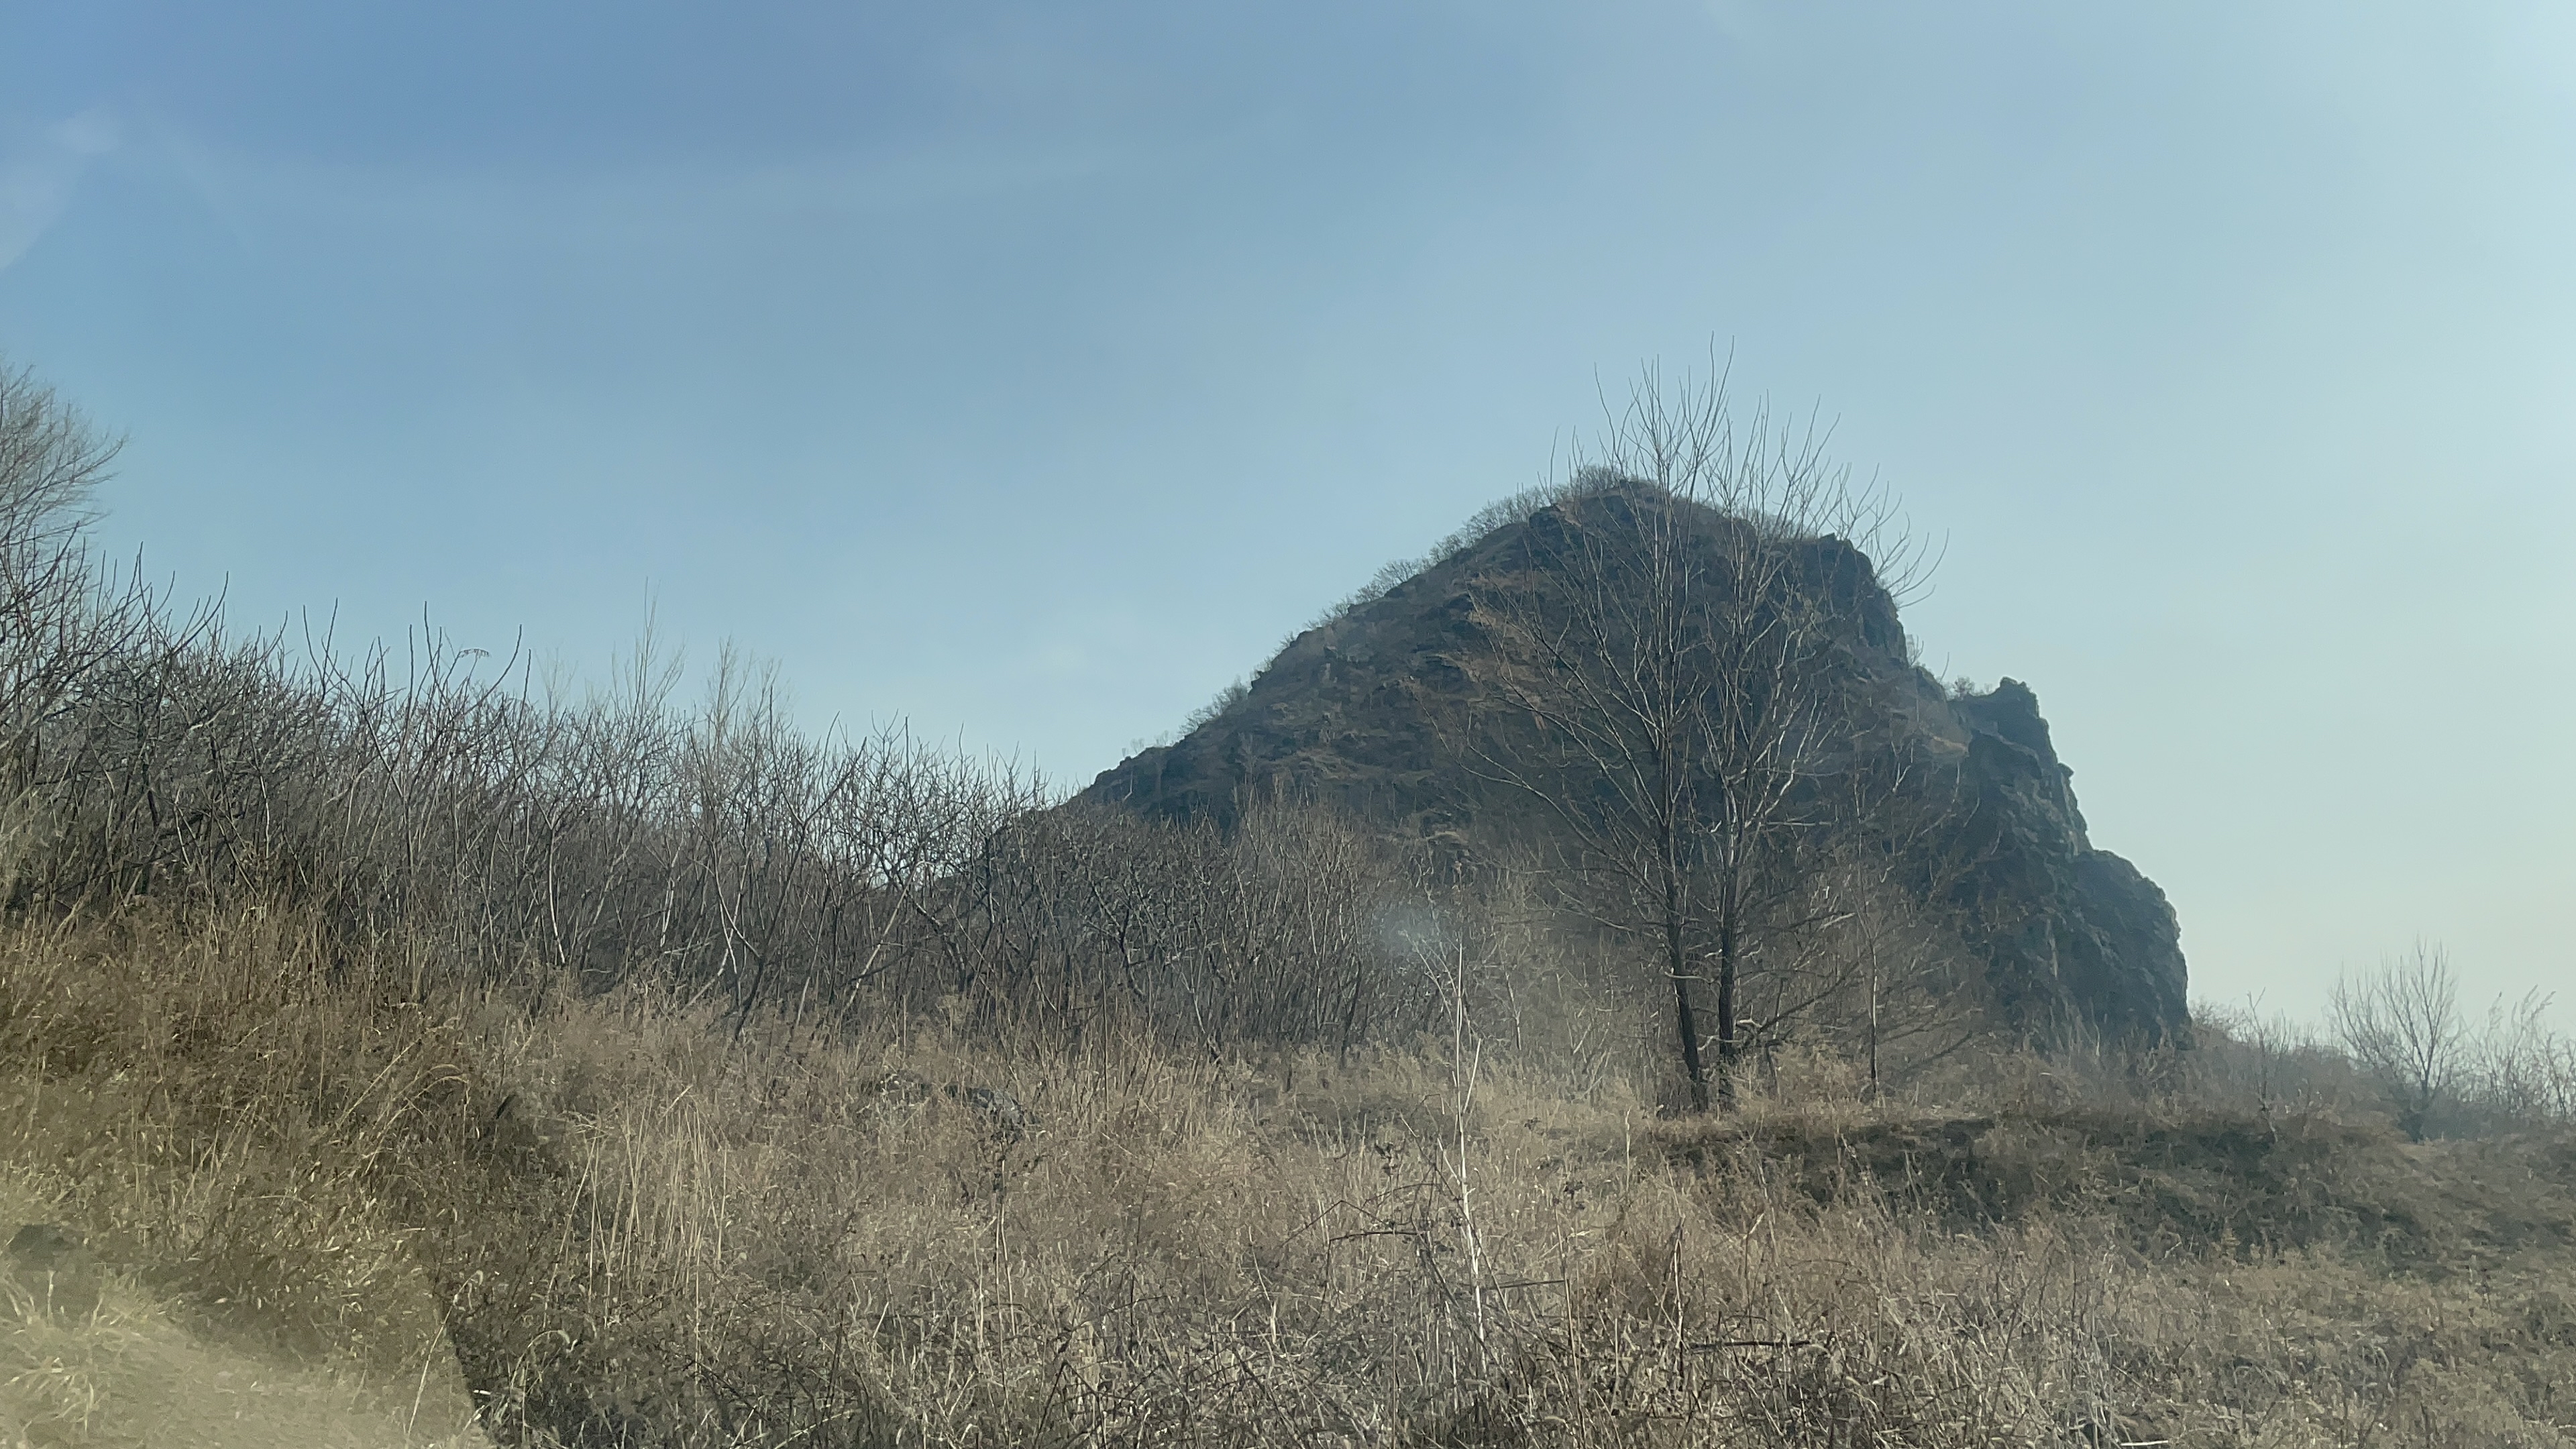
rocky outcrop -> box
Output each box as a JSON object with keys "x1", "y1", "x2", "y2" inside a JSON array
[
  {"x1": 1082, "y1": 490, "x2": 2187, "y2": 1043},
  {"x1": 1925, "y1": 679, "x2": 2186, "y2": 1040}
]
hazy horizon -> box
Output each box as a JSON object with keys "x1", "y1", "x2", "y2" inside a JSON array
[{"x1": 3, "y1": 2, "x2": 2569, "y2": 1025}]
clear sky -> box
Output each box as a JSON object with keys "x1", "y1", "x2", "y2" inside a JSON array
[{"x1": 3, "y1": 1, "x2": 2569, "y2": 1023}]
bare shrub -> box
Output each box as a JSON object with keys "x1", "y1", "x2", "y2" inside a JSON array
[
  {"x1": 2187, "y1": 997, "x2": 2374, "y2": 1119},
  {"x1": 0, "y1": 362, "x2": 1438, "y2": 1062}
]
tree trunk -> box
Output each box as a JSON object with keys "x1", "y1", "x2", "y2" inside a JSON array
[
  {"x1": 1670, "y1": 912, "x2": 1710, "y2": 1112},
  {"x1": 1715, "y1": 916, "x2": 1739, "y2": 1110}
]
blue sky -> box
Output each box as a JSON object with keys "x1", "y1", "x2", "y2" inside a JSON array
[{"x1": 3, "y1": 1, "x2": 2570, "y2": 1021}]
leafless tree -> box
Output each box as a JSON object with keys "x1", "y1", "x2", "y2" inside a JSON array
[
  {"x1": 2329, "y1": 941, "x2": 2465, "y2": 1141},
  {"x1": 1463, "y1": 361, "x2": 1929, "y2": 1110},
  {"x1": 0, "y1": 360, "x2": 118, "y2": 548},
  {"x1": 2470, "y1": 991, "x2": 2576, "y2": 1125},
  {"x1": 0, "y1": 359, "x2": 164, "y2": 837}
]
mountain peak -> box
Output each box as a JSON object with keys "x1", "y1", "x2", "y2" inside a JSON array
[{"x1": 1085, "y1": 486, "x2": 2186, "y2": 1042}]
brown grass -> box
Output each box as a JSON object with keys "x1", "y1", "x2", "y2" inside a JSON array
[{"x1": 1, "y1": 902, "x2": 2571, "y2": 1447}]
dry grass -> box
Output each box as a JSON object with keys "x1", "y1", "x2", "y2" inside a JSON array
[{"x1": 0, "y1": 903, "x2": 2571, "y2": 1446}]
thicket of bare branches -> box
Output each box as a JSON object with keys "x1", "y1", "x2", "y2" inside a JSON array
[
  {"x1": 2318, "y1": 943, "x2": 2576, "y2": 1139},
  {"x1": 0, "y1": 362, "x2": 1442, "y2": 1056},
  {"x1": 2182, "y1": 949, "x2": 2573, "y2": 1140}
]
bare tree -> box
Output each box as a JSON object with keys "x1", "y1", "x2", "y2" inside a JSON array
[
  {"x1": 1463, "y1": 362, "x2": 1927, "y2": 1110},
  {"x1": 2471, "y1": 991, "x2": 2576, "y2": 1126},
  {"x1": 0, "y1": 358, "x2": 160, "y2": 836},
  {"x1": 2329, "y1": 941, "x2": 2464, "y2": 1141},
  {"x1": 0, "y1": 359, "x2": 119, "y2": 543}
]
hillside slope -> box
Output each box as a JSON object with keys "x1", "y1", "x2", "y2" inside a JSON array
[{"x1": 1083, "y1": 486, "x2": 2187, "y2": 1040}]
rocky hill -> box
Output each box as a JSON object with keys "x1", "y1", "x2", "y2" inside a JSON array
[{"x1": 1081, "y1": 484, "x2": 2188, "y2": 1043}]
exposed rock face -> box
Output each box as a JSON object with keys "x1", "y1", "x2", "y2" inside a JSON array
[
  {"x1": 1081, "y1": 492, "x2": 2187, "y2": 1043},
  {"x1": 1933, "y1": 680, "x2": 2188, "y2": 1040}
]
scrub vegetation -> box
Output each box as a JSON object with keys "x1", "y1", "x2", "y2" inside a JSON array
[{"x1": 1, "y1": 360, "x2": 2572, "y2": 1446}]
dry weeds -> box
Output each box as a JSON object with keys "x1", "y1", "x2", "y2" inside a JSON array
[{"x1": 0, "y1": 904, "x2": 2569, "y2": 1446}]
